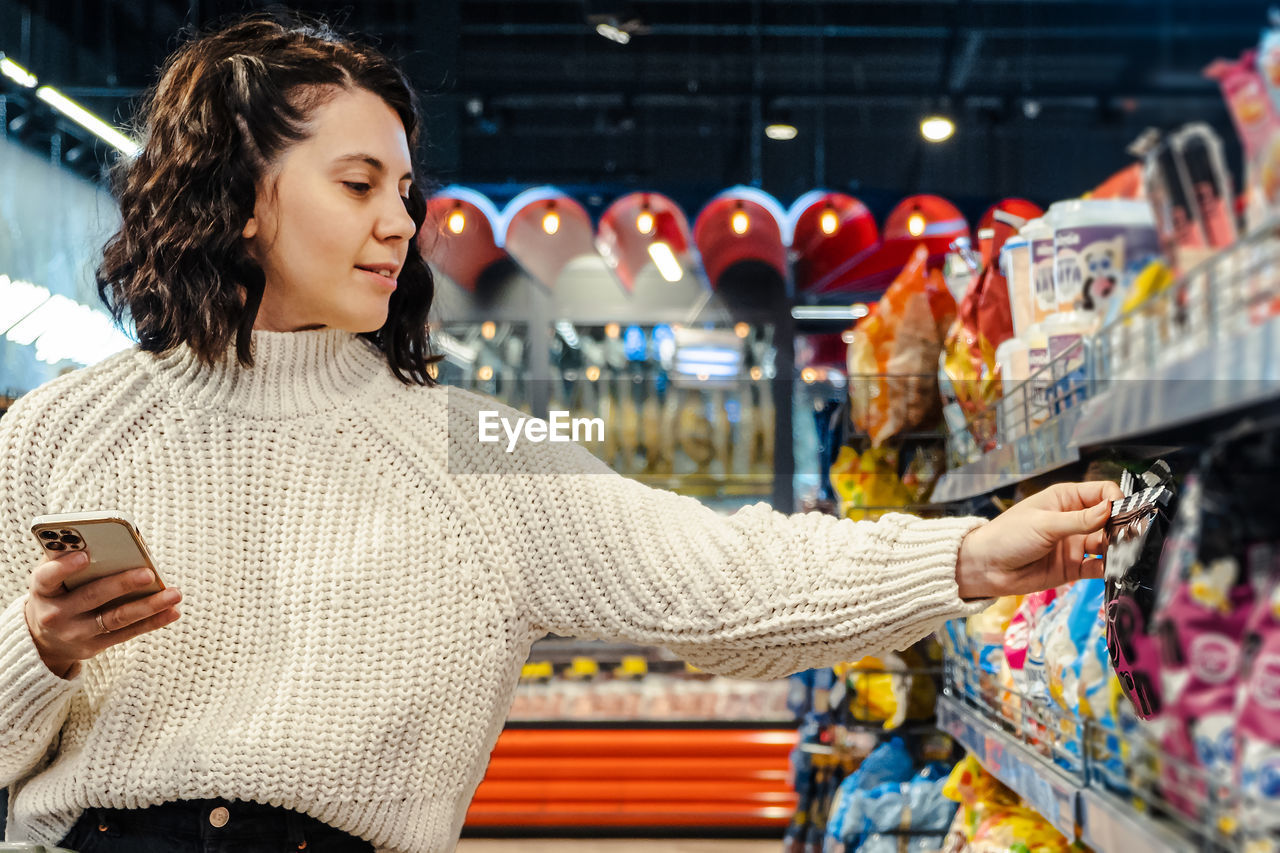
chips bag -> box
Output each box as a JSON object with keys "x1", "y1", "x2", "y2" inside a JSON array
[{"x1": 1104, "y1": 461, "x2": 1177, "y2": 720}]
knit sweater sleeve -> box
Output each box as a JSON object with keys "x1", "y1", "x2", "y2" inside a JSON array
[
  {"x1": 0, "y1": 394, "x2": 83, "y2": 788},
  {"x1": 451, "y1": 395, "x2": 988, "y2": 681}
]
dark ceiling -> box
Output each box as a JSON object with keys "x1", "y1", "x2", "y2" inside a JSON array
[{"x1": 1, "y1": 0, "x2": 1272, "y2": 220}]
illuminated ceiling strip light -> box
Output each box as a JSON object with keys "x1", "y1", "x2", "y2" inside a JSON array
[
  {"x1": 0, "y1": 276, "x2": 52, "y2": 332},
  {"x1": 673, "y1": 362, "x2": 737, "y2": 377},
  {"x1": 595, "y1": 23, "x2": 631, "y2": 44},
  {"x1": 1, "y1": 275, "x2": 134, "y2": 366},
  {"x1": 790, "y1": 305, "x2": 871, "y2": 321},
  {"x1": 1, "y1": 56, "x2": 38, "y2": 88},
  {"x1": 647, "y1": 241, "x2": 683, "y2": 282},
  {"x1": 674, "y1": 347, "x2": 739, "y2": 365},
  {"x1": 36, "y1": 85, "x2": 141, "y2": 156}
]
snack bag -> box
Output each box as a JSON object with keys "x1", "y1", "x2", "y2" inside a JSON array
[
  {"x1": 1235, "y1": 571, "x2": 1280, "y2": 849},
  {"x1": 1042, "y1": 579, "x2": 1105, "y2": 765},
  {"x1": 969, "y1": 809, "x2": 1076, "y2": 853},
  {"x1": 879, "y1": 247, "x2": 955, "y2": 445},
  {"x1": 837, "y1": 653, "x2": 934, "y2": 729},
  {"x1": 1104, "y1": 461, "x2": 1177, "y2": 720},
  {"x1": 969, "y1": 597, "x2": 1022, "y2": 705},
  {"x1": 1205, "y1": 50, "x2": 1280, "y2": 228},
  {"x1": 942, "y1": 754, "x2": 1021, "y2": 841},
  {"x1": 1078, "y1": 614, "x2": 1128, "y2": 791},
  {"x1": 1023, "y1": 593, "x2": 1066, "y2": 711},
  {"x1": 941, "y1": 266, "x2": 1000, "y2": 451},
  {"x1": 1044, "y1": 581, "x2": 1105, "y2": 714},
  {"x1": 853, "y1": 772, "x2": 956, "y2": 853},
  {"x1": 1152, "y1": 479, "x2": 1255, "y2": 817}
]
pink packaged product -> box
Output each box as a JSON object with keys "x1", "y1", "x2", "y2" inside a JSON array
[
  {"x1": 1205, "y1": 50, "x2": 1280, "y2": 226},
  {"x1": 1150, "y1": 471, "x2": 1258, "y2": 819},
  {"x1": 1004, "y1": 588, "x2": 1059, "y2": 673},
  {"x1": 1236, "y1": 568, "x2": 1280, "y2": 844}
]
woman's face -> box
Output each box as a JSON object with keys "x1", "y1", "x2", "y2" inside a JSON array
[{"x1": 243, "y1": 87, "x2": 417, "y2": 333}]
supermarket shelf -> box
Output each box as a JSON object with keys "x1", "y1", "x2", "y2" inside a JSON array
[
  {"x1": 931, "y1": 407, "x2": 1083, "y2": 503},
  {"x1": 936, "y1": 696, "x2": 1079, "y2": 839},
  {"x1": 1073, "y1": 312, "x2": 1280, "y2": 449},
  {"x1": 935, "y1": 223, "x2": 1280, "y2": 501},
  {"x1": 1078, "y1": 788, "x2": 1197, "y2": 853},
  {"x1": 937, "y1": 696, "x2": 1197, "y2": 853}
]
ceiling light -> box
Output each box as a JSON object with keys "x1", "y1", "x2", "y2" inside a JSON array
[
  {"x1": 447, "y1": 206, "x2": 466, "y2": 235},
  {"x1": 636, "y1": 205, "x2": 655, "y2": 236},
  {"x1": 907, "y1": 208, "x2": 927, "y2": 238},
  {"x1": 920, "y1": 116, "x2": 955, "y2": 143},
  {"x1": 0, "y1": 275, "x2": 132, "y2": 366},
  {"x1": 477, "y1": 365, "x2": 494, "y2": 382},
  {"x1": 595, "y1": 23, "x2": 631, "y2": 44},
  {"x1": 790, "y1": 305, "x2": 871, "y2": 321},
  {"x1": 481, "y1": 321, "x2": 496, "y2": 340},
  {"x1": 765, "y1": 124, "x2": 797, "y2": 141},
  {"x1": 750, "y1": 366, "x2": 763, "y2": 381},
  {"x1": 542, "y1": 202, "x2": 560, "y2": 236},
  {"x1": 801, "y1": 368, "x2": 819, "y2": 385},
  {"x1": 647, "y1": 241, "x2": 683, "y2": 282},
  {"x1": 819, "y1": 206, "x2": 839, "y2": 236},
  {"x1": 734, "y1": 322, "x2": 750, "y2": 339},
  {"x1": 730, "y1": 204, "x2": 750, "y2": 235},
  {"x1": 36, "y1": 86, "x2": 139, "y2": 156},
  {"x1": 1, "y1": 56, "x2": 37, "y2": 88},
  {"x1": 605, "y1": 323, "x2": 620, "y2": 339},
  {"x1": 585, "y1": 365, "x2": 601, "y2": 382}
]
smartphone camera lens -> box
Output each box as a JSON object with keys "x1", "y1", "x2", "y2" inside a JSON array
[
  {"x1": 39, "y1": 530, "x2": 58, "y2": 540},
  {"x1": 60, "y1": 533, "x2": 82, "y2": 545},
  {"x1": 46, "y1": 541, "x2": 66, "y2": 551}
]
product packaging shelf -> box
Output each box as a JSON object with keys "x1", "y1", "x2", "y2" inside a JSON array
[
  {"x1": 936, "y1": 696, "x2": 1080, "y2": 840},
  {"x1": 1072, "y1": 312, "x2": 1280, "y2": 449},
  {"x1": 1078, "y1": 788, "x2": 1197, "y2": 853},
  {"x1": 935, "y1": 222, "x2": 1280, "y2": 501},
  {"x1": 937, "y1": 696, "x2": 1203, "y2": 852},
  {"x1": 932, "y1": 407, "x2": 1083, "y2": 503}
]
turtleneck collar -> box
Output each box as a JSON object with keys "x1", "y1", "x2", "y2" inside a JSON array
[{"x1": 145, "y1": 328, "x2": 389, "y2": 419}]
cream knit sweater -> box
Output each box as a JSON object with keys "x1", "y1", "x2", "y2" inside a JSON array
[{"x1": 0, "y1": 329, "x2": 985, "y2": 852}]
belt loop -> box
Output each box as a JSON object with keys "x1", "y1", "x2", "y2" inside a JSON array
[{"x1": 285, "y1": 809, "x2": 308, "y2": 850}]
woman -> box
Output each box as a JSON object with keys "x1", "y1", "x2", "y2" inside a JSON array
[{"x1": 0, "y1": 14, "x2": 1121, "y2": 853}]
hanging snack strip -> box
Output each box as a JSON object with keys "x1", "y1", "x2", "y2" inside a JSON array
[{"x1": 1104, "y1": 460, "x2": 1177, "y2": 720}]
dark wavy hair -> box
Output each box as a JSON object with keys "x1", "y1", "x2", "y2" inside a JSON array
[{"x1": 97, "y1": 13, "x2": 441, "y2": 385}]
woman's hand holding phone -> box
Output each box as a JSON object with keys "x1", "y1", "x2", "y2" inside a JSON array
[{"x1": 24, "y1": 551, "x2": 182, "y2": 679}]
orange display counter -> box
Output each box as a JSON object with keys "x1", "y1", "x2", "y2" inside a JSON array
[{"x1": 465, "y1": 727, "x2": 799, "y2": 829}]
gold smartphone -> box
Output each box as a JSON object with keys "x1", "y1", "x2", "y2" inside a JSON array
[{"x1": 30, "y1": 511, "x2": 165, "y2": 605}]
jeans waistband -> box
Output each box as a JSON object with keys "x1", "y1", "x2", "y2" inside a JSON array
[{"x1": 92, "y1": 799, "x2": 312, "y2": 843}]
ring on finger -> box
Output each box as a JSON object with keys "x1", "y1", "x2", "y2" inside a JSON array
[{"x1": 95, "y1": 611, "x2": 110, "y2": 635}]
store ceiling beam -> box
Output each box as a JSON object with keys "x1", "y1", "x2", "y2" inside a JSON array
[
  {"x1": 948, "y1": 29, "x2": 983, "y2": 94},
  {"x1": 460, "y1": 23, "x2": 1259, "y2": 40}
]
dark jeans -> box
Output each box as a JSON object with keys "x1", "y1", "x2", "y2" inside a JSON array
[{"x1": 56, "y1": 799, "x2": 374, "y2": 853}]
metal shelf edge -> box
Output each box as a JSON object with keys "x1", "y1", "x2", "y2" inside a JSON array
[
  {"x1": 938, "y1": 696, "x2": 1202, "y2": 853},
  {"x1": 936, "y1": 696, "x2": 1080, "y2": 840},
  {"x1": 1078, "y1": 788, "x2": 1198, "y2": 853}
]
